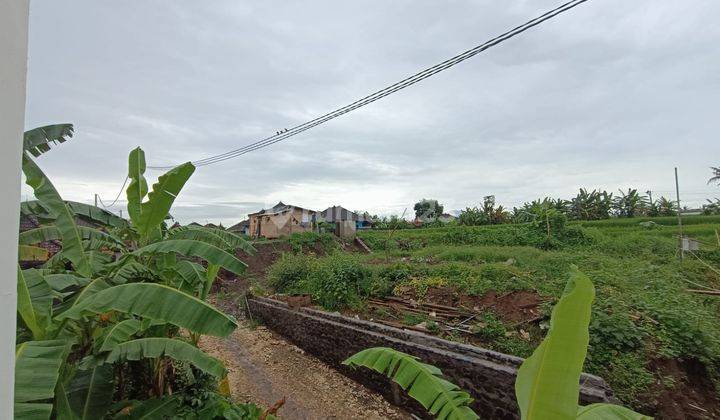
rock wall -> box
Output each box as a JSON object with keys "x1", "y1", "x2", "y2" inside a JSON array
[{"x1": 246, "y1": 296, "x2": 616, "y2": 419}]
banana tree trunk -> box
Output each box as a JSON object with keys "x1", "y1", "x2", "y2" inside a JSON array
[{"x1": 0, "y1": 1, "x2": 30, "y2": 418}]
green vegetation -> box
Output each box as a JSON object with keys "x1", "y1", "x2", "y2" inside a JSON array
[
  {"x1": 344, "y1": 347, "x2": 479, "y2": 419},
  {"x1": 263, "y1": 212, "x2": 720, "y2": 413},
  {"x1": 346, "y1": 268, "x2": 649, "y2": 419},
  {"x1": 15, "y1": 125, "x2": 271, "y2": 419}
]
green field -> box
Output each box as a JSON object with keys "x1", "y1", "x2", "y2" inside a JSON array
[{"x1": 264, "y1": 216, "x2": 720, "y2": 416}]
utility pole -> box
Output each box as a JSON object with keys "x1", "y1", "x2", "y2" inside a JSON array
[
  {"x1": 94, "y1": 193, "x2": 98, "y2": 207},
  {"x1": 675, "y1": 167, "x2": 683, "y2": 261},
  {"x1": 0, "y1": 1, "x2": 30, "y2": 416}
]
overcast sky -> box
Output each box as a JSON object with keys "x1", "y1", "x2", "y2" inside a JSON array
[{"x1": 24, "y1": 0, "x2": 720, "y2": 225}]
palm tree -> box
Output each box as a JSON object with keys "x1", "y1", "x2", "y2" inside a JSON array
[{"x1": 709, "y1": 166, "x2": 720, "y2": 185}]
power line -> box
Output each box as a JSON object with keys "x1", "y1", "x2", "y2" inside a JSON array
[
  {"x1": 148, "y1": 0, "x2": 591, "y2": 170},
  {"x1": 96, "y1": 175, "x2": 129, "y2": 209}
]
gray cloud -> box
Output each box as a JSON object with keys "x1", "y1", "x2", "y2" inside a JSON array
[{"x1": 24, "y1": 0, "x2": 720, "y2": 225}]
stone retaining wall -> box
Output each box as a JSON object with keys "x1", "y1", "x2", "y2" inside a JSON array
[{"x1": 246, "y1": 296, "x2": 615, "y2": 419}]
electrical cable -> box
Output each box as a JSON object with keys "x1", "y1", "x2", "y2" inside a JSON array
[
  {"x1": 148, "y1": 0, "x2": 590, "y2": 170},
  {"x1": 96, "y1": 175, "x2": 129, "y2": 209}
]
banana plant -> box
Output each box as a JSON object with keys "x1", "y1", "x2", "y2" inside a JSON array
[
  {"x1": 15, "y1": 125, "x2": 260, "y2": 419},
  {"x1": 346, "y1": 267, "x2": 651, "y2": 420}
]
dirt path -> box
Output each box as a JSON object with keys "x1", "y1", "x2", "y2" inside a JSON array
[{"x1": 199, "y1": 320, "x2": 409, "y2": 420}]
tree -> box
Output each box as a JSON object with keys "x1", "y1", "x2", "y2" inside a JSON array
[
  {"x1": 612, "y1": 188, "x2": 648, "y2": 218},
  {"x1": 709, "y1": 166, "x2": 720, "y2": 185},
  {"x1": 414, "y1": 199, "x2": 444, "y2": 221}
]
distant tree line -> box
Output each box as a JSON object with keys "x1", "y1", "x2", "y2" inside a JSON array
[{"x1": 362, "y1": 171, "x2": 720, "y2": 229}]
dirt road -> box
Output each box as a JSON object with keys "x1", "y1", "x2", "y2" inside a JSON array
[{"x1": 200, "y1": 319, "x2": 409, "y2": 419}]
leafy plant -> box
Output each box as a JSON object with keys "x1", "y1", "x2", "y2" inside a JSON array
[
  {"x1": 346, "y1": 267, "x2": 651, "y2": 420},
  {"x1": 343, "y1": 347, "x2": 479, "y2": 420},
  {"x1": 14, "y1": 124, "x2": 265, "y2": 419}
]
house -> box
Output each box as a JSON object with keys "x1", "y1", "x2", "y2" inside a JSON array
[
  {"x1": 438, "y1": 213, "x2": 457, "y2": 223},
  {"x1": 248, "y1": 202, "x2": 317, "y2": 239},
  {"x1": 228, "y1": 219, "x2": 250, "y2": 236},
  {"x1": 320, "y1": 206, "x2": 373, "y2": 229}
]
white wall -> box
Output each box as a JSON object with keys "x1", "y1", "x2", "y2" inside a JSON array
[{"x1": 0, "y1": 0, "x2": 30, "y2": 417}]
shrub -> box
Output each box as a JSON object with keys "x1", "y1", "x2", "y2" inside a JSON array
[
  {"x1": 287, "y1": 231, "x2": 337, "y2": 253},
  {"x1": 307, "y1": 253, "x2": 372, "y2": 310},
  {"x1": 267, "y1": 253, "x2": 317, "y2": 293}
]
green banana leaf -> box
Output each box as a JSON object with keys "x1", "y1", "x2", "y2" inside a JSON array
[
  {"x1": 53, "y1": 278, "x2": 111, "y2": 317},
  {"x1": 343, "y1": 347, "x2": 479, "y2": 420},
  {"x1": 43, "y1": 273, "x2": 92, "y2": 292},
  {"x1": 14, "y1": 403, "x2": 53, "y2": 420},
  {"x1": 97, "y1": 319, "x2": 143, "y2": 352},
  {"x1": 17, "y1": 268, "x2": 53, "y2": 339},
  {"x1": 19, "y1": 244, "x2": 50, "y2": 261},
  {"x1": 66, "y1": 201, "x2": 128, "y2": 228},
  {"x1": 66, "y1": 365, "x2": 115, "y2": 420},
  {"x1": 576, "y1": 403, "x2": 652, "y2": 419},
  {"x1": 515, "y1": 266, "x2": 594, "y2": 420},
  {"x1": 168, "y1": 226, "x2": 255, "y2": 254},
  {"x1": 21, "y1": 200, "x2": 127, "y2": 228},
  {"x1": 54, "y1": 381, "x2": 78, "y2": 420},
  {"x1": 110, "y1": 260, "x2": 156, "y2": 284},
  {"x1": 173, "y1": 260, "x2": 207, "y2": 293},
  {"x1": 126, "y1": 147, "x2": 148, "y2": 228},
  {"x1": 135, "y1": 162, "x2": 195, "y2": 236},
  {"x1": 133, "y1": 239, "x2": 246, "y2": 275},
  {"x1": 202, "y1": 264, "x2": 221, "y2": 300},
  {"x1": 22, "y1": 154, "x2": 92, "y2": 277},
  {"x1": 55, "y1": 283, "x2": 237, "y2": 337},
  {"x1": 15, "y1": 339, "x2": 70, "y2": 419},
  {"x1": 20, "y1": 225, "x2": 125, "y2": 249},
  {"x1": 106, "y1": 338, "x2": 226, "y2": 377},
  {"x1": 114, "y1": 396, "x2": 181, "y2": 419},
  {"x1": 23, "y1": 123, "x2": 74, "y2": 157}
]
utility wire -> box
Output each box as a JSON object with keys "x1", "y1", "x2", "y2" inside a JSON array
[
  {"x1": 148, "y1": 0, "x2": 591, "y2": 170},
  {"x1": 97, "y1": 175, "x2": 129, "y2": 209}
]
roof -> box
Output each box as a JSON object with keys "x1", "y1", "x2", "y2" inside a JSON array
[
  {"x1": 228, "y1": 220, "x2": 249, "y2": 232},
  {"x1": 249, "y1": 201, "x2": 317, "y2": 217},
  {"x1": 320, "y1": 206, "x2": 373, "y2": 222}
]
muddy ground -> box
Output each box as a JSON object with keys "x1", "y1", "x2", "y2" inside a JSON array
[{"x1": 201, "y1": 297, "x2": 409, "y2": 419}]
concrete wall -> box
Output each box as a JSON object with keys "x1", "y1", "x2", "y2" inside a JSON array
[
  {"x1": 247, "y1": 297, "x2": 615, "y2": 419},
  {"x1": 0, "y1": 0, "x2": 30, "y2": 417}
]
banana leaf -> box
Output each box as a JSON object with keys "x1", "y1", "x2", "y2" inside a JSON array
[
  {"x1": 15, "y1": 339, "x2": 71, "y2": 419},
  {"x1": 126, "y1": 147, "x2": 148, "y2": 227},
  {"x1": 135, "y1": 161, "x2": 195, "y2": 236},
  {"x1": 515, "y1": 266, "x2": 594, "y2": 420},
  {"x1": 344, "y1": 347, "x2": 478, "y2": 420},
  {"x1": 106, "y1": 338, "x2": 226, "y2": 377},
  {"x1": 17, "y1": 268, "x2": 53, "y2": 339},
  {"x1": 114, "y1": 396, "x2": 181, "y2": 419},
  {"x1": 168, "y1": 226, "x2": 255, "y2": 254},
  {"x1": 20, "y1": 225, "x2": 125, "y2": 249},
  {"x1": 22, "y1": 154, "x2": 92, "y2": 277},
  {"x1": 42, "y1": 274, "x2": 91, "y2": 292},
  {"x1": 66, "y1": 365, "x2": 115, "y2": 420},
  {"x1": 55, "y1": 283, "x2": 236, "y2": 337},
  {"x1": 576, "y1": 403, "x2": 651, "y2": 419},
  {"x1": 23, "y1": 123, "x2": 73, "y2": 157},
  {"x1": 97, "y1": 319, "x2": 143, "y2": 352},
  {"x1": 19, "y1": 244, "x2": 50, "y2": 261},
  {"x1": 133, "y1": 239, "x2": 246, "y2": 275}
]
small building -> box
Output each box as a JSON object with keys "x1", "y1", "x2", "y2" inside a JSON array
[
  {"x1": 248, "y1": 202, "x2": 317, "y2": 239},
  {"x1": 320, "y1": 206, "x2": 372, "y2": 230},
  {"x1": 228, "y1": 219, "x2": 250, "y2": 236},
  {"x1": 438, "y1": 213, "x2": 457, "y2": 223}
]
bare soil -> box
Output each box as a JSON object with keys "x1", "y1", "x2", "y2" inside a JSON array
[
  {"x1": 200, "y1": 308, "x2": 409, "y2": 419},
  {"x1": 642, "y1": 358, "x2": 720, "y2": 419}
]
